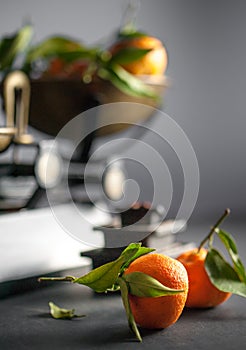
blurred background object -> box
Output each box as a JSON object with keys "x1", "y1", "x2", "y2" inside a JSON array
[
  {"x1": 0, "y1": 0, "x2": 169, "y2": 213},
  {"x1": 0, "y1": 0, "x2": 246, "y2": 222}
]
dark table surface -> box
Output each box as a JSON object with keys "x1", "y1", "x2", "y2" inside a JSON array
[{"x1": 1, "y1": 220, "x2": 246, "y2": 349}]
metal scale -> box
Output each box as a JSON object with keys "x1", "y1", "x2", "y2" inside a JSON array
[
  {"x1": 0, "y1": 71, "x2": 65, "y2": 210},
  {"x1": 0, "y1": 70, "x2": 121, "y2": 211}
]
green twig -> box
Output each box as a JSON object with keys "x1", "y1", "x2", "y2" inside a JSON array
[
  {"x1": 198, "y1": 208, "x2": 230, "y2": 252},
  {"x1": 38, "y1": 276, "x2": 75, "y2": 283}
]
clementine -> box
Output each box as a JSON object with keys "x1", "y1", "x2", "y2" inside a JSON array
[
  {"x1": 124, "y1": 253, "x2": 188, "y2": 329},
  {"x1": 44, "y1": 58, "x2": 66, "y2": 77},
  {"x1": 177, "y1": 248, "x2": 232, "y2": 308},
  {"x1": 44, "y1": 58, "x2": 88, "y2": 79},
  {"x1": 110, "y1": 36, "x2": 168, "y2": 75}
]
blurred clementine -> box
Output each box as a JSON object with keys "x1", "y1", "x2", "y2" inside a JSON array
[
  {"x1": 177, "y1": 248, "x2": 232, "y2": 308},
  {"x1": 124, "y1": 253, "x2": 188, "y2": 329},
  {"x1": 45, "y1": 58, "x2": 66, "y2": 77},
  {"x1": 110, "y1": 36, "x2": 168, "y2": 75},
  {"x1": 44, "y1": 58, "x2": 88, "y2": 79}
]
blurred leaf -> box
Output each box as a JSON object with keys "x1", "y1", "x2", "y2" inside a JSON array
[
  {"x1": 99, "y1": 63, "x2": 158, "y2": 99},
  {"x1": 56, "y1": 49, "x2": 98, "y2": 62},
  {"x1": 123, "y1": 271, "x2": 184, "y2": 297},
  {"x1": 0, "y1": 25, "x2": 33, "y2": 70},
  {"x1": 205, "y1": 248, "x2": 246, "y2": 297},
  {"x1": 49, "y1": 301, "x2": 85, "y2": 319},
  {"x1": 111, "y1": 47, "x2": 152, "y2": 65},
  {"x1": 118, "y1": 30, "x2": 147, "y2": 40},
  {"x1": 215, "y1": 228, "x2": 246, "y2": 283},
  {"x1": 24, "y1": 36, "x2": 92, "y2": 63}
]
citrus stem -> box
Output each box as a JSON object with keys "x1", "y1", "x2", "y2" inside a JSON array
[
  {"x1": 38, "y1": 276, "x2": 75, "y2": 283},
  {"x1": 118, "y1": 277, "x2": 142, "y2": 342},
  {"x1": 198, "y1": 208, "x2": 230, "y2": 252}
]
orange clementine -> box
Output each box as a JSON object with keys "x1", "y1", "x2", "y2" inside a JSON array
[
  {"x1": 44, "y1": 58, "x2": 88, "y2": 79},
  {"x1": 177, "y1": 248, "x2": 231, "y2": 308},
  {"x1": 110, "y1": 36, "x2": 168, "y2": 75},
  {"x1": 124, "y1": 253, "x2": 188, "y2": 329},
  {"x1": 65, "y1": 60, "x2": 88, "y2": 78},
  {"x1": 44, "y1": 58, "x2": 66, "y2": 77}
]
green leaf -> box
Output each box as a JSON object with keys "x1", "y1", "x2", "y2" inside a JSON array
[
  {"x1": 120, "y1": 242, "x2": 154, "y2": 262},
  {"x1": 205, "y1": 248, "x2": 246, "y2": 297},
  {"x1": 111, "y1": 47, "x2": 152, "y2": 65},
  {"x1": 118, "y1": 30, "x2": 147, "y2": 40},
  {"x1": 24, "y1": 36, "x2": 96, "y2": 64},
  {"x1": 55, "y1": 49, "x2": 97, "y2": 62},
  {"x1": 49, "y1": 301, "x2": 85, "y2": 319},
  {"x1": 98, "y1": 63, "x2": 159, "y2": 100},
  {"x1": 39, "y1": 244, "x2": 153, "y2": 293},
  {"x1": 117, "y1": 277, "x2": 142, "y2": 342},
  {"x1": 73, "y1": 243, "x2": 145, "y2": 292},
  {"x1": 0, "y1": 25, "x2": 33, "y2": 70},
  {"x1": 120, "y1": 244, "x2": 155, "y2": 273},
  {"x1": 120, "y1": 242, "x2": 143, "y2": 261},
  {"x1": 73, "y1": 254, "x2": 126, "y2": 292},
  {"x1": 215, "y1": 228, "x2": 246, "y2": 283},
  {"x1": 123, "y1": 271, "x2": 184, "y2": 297}
]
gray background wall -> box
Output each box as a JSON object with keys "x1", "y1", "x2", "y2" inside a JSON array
[{"x1": 0, "y1": 0, "x2": 246, "y2": 222}]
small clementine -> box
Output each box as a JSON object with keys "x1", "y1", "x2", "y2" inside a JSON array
[
  {"x1": 44, "y1": 58, "x2": 66, "y2": 77},
  {"x1": 110, "y1": 36, "x2": 168, "y2": 75},
  {"x1": 44, "y1": 58, "x2": 88, "y2": 79},
  {"x1": 177, "y1": 248, "x2": 231, "y2": 308},
  {"x1": 124, "y1": 253, "x2": 188, "y2": 329}
]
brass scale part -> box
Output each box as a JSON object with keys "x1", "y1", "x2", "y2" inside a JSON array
[{"x1": 0, "y1": 70, "x2": 34, "y2": 152}]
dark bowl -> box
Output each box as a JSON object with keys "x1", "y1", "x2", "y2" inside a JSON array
[
  {"x1": 1, "y1": 75, "x2": 168, "y2": 138},
  {"x1": 28, "y1": 79, "x2": 97, "y2": 137}
]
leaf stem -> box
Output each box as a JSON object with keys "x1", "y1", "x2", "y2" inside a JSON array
[
  {"x1": 38, "y1": 276, "x2": 75, "y2": 283},
  {"x1": 198, "y1": 208, "x2": 231, "y2": 252},
  {"x1": 118, "y1": 277, "x2": 142, "y2": 342}
]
